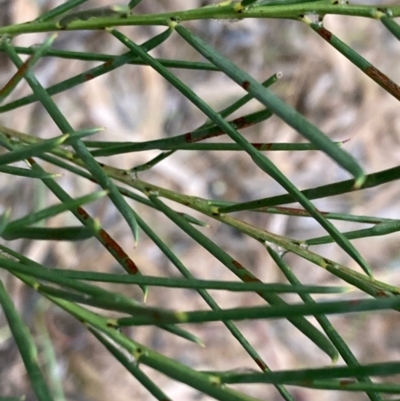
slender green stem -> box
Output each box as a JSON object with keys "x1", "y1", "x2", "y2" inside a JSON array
[
  {"x1": 267, "y1": 247, "x2": 381, "y2": 401},
  {"x1": 217, "y1": 165, "x2": 400, "y2": 210},
  {"x1": 4, "y1": 124, "x2": 397, "y2": 299},
  {"x1": 2, "y1": 3, "x2": 400, "y2": 35},
  {"x1": 381, "y1": 15, "x2": 400, "y2": 40},
  {"x1": 172, "y1": 24, "x2": 372, "y2": 275},
  {"x1": 204, "y1": 360, "x2": 400, "y2": 385},
  {"x1": 49, "y1": 269, "x2": 348, "y2": 294},
  {"x1": 88, "y1": 327, "x2": 172, "y2": 401},
  {"x1": 116, "y1": 295, "x2": 400, "y2": 326},
  {"x1": 306, "y1": 221, "x2": 400, "y2": 246},
  {"x1": 53, "y1": 302, "x2": 262, "y2": 401},
  {"x1": 35, "y1": 0, "x2": 90, "y2": 22},
  {"x1": 146, "y1": 194, "x2": 338, "y2": 361},
  {"x1": 0, "y1": 96, "x2": 145, "y2": 292},
  {"x1": 3, "y1": 39, "x2": 141, "y2": 244},
  {"x1": 89, "y1": 109, "x2": 273, "y2": 157},
  {"x1": 307, "y1": 21, "x2": 400, "y2": 101},
  {"x1": 0, "y1": 281, "x2": 53, "y2": 401},
  {"x1": 0, "y1": 44, "x2": 218, "y2": 71},
  {"x1": 0, "y1": 29, "x2": 173, "y2": 114}
]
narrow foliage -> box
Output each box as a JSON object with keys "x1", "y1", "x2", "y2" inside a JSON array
[{"x1": 0, "y1": 2, "x2": 399, "y2": 401}]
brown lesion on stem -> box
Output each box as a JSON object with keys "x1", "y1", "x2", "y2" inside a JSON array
[
  {"x1": 365, "y1": 65, "x2": 400, "y2": 101},
  {"x1": 0, "y1": 55, "x2": 32, "y2": 97},
  {"x1": 316, "y1": 26, "x2": 332, "y2": 41},
  {"x1": 99, "y1": 228, "x2": 139, "y2": 274}
]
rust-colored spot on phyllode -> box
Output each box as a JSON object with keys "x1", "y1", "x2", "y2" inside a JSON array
[
  {"x1": 368, "y1": 219, "x2": 383, "y2": 225},
  {"x1": 232, "y1": 117, "x2": 254, "y2": 131},
  {"x1": 318, "y1": 209, "x2": 329, "y2": 215},
  {"x1": 27, "y1": 157, "x2": 36, "y2": 165},
  {"x1": 232, "y1": 260, "x2": 244, "y2": 269},
  {"x1": 17, "y1": 59, "x2": 32, "y2": 76},
  {"x1": 99, "y1": 229, "x2": 127, "y2": 259},
  {"x1": 276, "y1": 206, "x2": 309, "y2": 215},
  {"x1": 252, "y1": 143, "x2": 273, "y2": 151},
  {"x1": 375, "y1": 290, "x2": 389, "y2": 297},
  {"x1": 77, "y1": 206, "x2": 90, "y2": 220},
  {"x1": 0, "y1": 59, "x2": 31, "y2": 96},
  {"x1": 242, "y1": 274, "x2": 260, "y2": 283},
  {"x1": 318, "y1": 27, "x2": 332, "y2": 41},
  {"x1": 242, "y1": 81, "x2": 250, "y2": 90},
  {"x1": 254, "y1": 358, "x2": 267, "y2": 371},
  {"x1": 104, "y1": 59, "x2": 113, "y2": 68},
  {"x1": 365, "y1": 65, "x2": 400, "y2": 100},
  {"x1": 125, "y1": 258, "x2": 139, "y2": 274},
  {"x1": 84, "y1": 73, "x2": 95, "y2": 81},
  {"x1": 299, "y1": 380, "x2": 313, "y2": 386},
  {"x1": 233, "y1": 116, "x2": 246, "y2": 126},
  {"x1": 184, "y1": 132, "x2": 193, "y2": 143},
  {"x1": 208, "y1": 131, "x2": 226, "y2": 140},
  {"x1": 339, "y1": 379, "x2": 355, "y2": 386},
  {"x1": 197, "y1": 133, "x2": 220, "y2": 143},
  {"x1": 152, "y1": 311, "x2": 162, "y2": 321}
]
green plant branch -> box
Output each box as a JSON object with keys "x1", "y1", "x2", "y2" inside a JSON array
[
  {"x1": 0, "y1": 44, "x2": 219, "y2": 71},
  {"x1": 306, "y1": 20, "x2": 400, "y2": 101},
  {"x1": 34, "y1": 0, "x2": 90, "y2": 23},
  {"x1": 305, "y1": 221, "x2": 400, "y2": 245},
  {"x1": 89, "y1": 108, "x2": 273, "y2": 157},
  {"x1": 0, "y1": 280, "x2": 54, "y2": 401},
  {"x1": 43, "y1": 269, "x2": 349, "y2": 294},
  {"x1": 113, "y1": 295, "x2": 400, "y2": 326},
  {"x1": 1, "y1": 2, "x2": 400, "y2": 36},
  {"x1": 3, "y1": 37, "x2": 142, "y2": 245},
  {"x1": 11, "y1": 272, "x2": 263, "y2": 401},
  {"x1": 3, "y1": 125, "x2": 399, "y2": 298},
  {"x1": 1, "y1": 1, "x2": 400, "y2": 399},
  {"x1": 109, "y1": 25, "x2": 371, "y2": 276},
  {"x1": 250, "y1": 206, "x2": 398, "y2": 225},
  {"x1": 88, "y1": 327, "x2": 172, "y2": 401},
  {"x1": 0, "y1": 245, "x2": 200, "y2": 345},
  {"x1": 267, "y1": 246, "x2": 381, "y2": 401},
  {"x1": 146, "y1": 194, "x2": 339, "y2": 361},
  {"x1": 207, "y1": 359, "x2": 400, "y2": 384},
  {"x1": 0, "y1": 106, "x2": 146, "y2": 295},
  {"x1": 216, "y1": 164, "x2": 400, "y2": 210},
  {"x1": 0, "y1": 28, "x2": 175, "y2": 114}
]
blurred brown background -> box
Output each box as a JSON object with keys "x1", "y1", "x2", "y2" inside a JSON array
[{"x1": 1, "y1": 1, "x2": 400, "y2": 400}]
